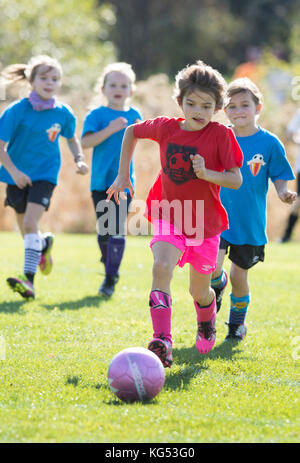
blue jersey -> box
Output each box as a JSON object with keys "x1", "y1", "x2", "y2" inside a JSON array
[
  {"x1": 0, "y1": 98, "x2": 76, "y2": 185},
  {"x1": 221, "y1": 127, "x2": 295, "y2": 245},
  {"x1": 81, "y1": 105, "x2": 142, "y2": 191}
]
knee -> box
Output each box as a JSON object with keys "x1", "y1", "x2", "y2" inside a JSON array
[
  {"x1": 152, "y1": 259, "x2": 173, "y2": 281},
  {"x1": 22, "y1": 218, "x2": 38, "y2": 234},
  {"x1": 189, "y1": 284, "x2": 212, "y2": 305}
]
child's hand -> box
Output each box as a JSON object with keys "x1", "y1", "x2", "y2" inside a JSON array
[
  {"x1": 106, "y1": 175, "x2": 134, "y2": 205},
  {"x1": 76, "y1": 160, "x2": 89, "y2": 175},
  {"x1": 12, "y1": 170, "x2": 32, "y2": 189},
  {"x1": 109, "y1": 117, "x2": 128, "y2": 133},
  {"x1": 278, "y1": 189, "x2": 297, "y2": 204},
  {"x1": 191, "y1": 154, "x2": 206, "y2": 179}
]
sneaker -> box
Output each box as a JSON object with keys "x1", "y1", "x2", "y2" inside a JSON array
[
  {"x1": 148, "y1": 336, "x2": 173, "y2": 368},
  {"x1": 39, "y1": 233, "x2": 54, "y2": 275},
  {"x1": 213, "y1": 270, "x2": 228, "y2": 313},
  {"x1": 196, "y1": 314, "x2": 216, "y2": 354},
  {"x1": 98, "y1": 274, "x2": 119, "y2": 297},
  {"x1": 7, "y1": 275, "x2": 35, "y2": 299},
  {"x1": 225, "y1": 322, "x2": 247, "y2": 341}
]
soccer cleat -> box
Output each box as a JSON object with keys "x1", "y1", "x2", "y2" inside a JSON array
[
  {"x1": 148, "y1": 336, "x2": 173, "y2": 368},
  {"x1": 213, "y1": 270, "x2": 228, "y2": 313},
  {"x1": 7, "y1": 275, "x2": 35, "y2": 299},
  {"x1": 196, "y1": 314, "x2": 216, "y2": 354},
  {"x1": 98, "y1": 274, "x2": 119, "y2": 297},
  {"x1": 225, "y1": 322, "x2": 247, "y2": 341},
  {"x1": 39, "y1": 233, "x2": 54, "y2": 275}
]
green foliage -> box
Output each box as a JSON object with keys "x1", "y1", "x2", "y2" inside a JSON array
[
  {"x1": 108, "y1": 0, "x2": 299, "y2": 78},
  {"x1": 0, "y1": 0, "x2": 117, "y2": 89},
  {"x1": 0, "y1": 233, "x2": 299, "y2": 442}
]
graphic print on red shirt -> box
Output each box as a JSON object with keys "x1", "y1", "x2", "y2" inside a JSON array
[
  {"x1": 163, "y1": 143, "x2": 198, "y2": 184},
  {"x1": 133, "y1": 117, "x2": 243, "y2": 239}
]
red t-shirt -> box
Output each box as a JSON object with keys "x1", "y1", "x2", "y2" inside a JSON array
[{"x1": 133, "y1": 117, "x2": 243, "y2": 239}]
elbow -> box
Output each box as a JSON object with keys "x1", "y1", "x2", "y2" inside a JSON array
[{"x1": 233, "y1": 171, "x2": 243, "y2": 190}]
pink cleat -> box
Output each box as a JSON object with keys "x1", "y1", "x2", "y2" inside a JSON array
[
  {"x1": 196, "y1": 314, "x2": 216, "y2": 354},
  {"x1": 39, "y1": 233, "x2": 54, "y2": 275},
  {"x1": 148, "y1": 336, "x2": 173, "y2": 368}
]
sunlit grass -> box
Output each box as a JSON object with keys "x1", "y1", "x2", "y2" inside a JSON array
[{"x1": 0, "y1": 232, "x2": 299, "y2": 443}]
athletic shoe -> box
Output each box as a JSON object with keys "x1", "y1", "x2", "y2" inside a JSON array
[
  {"x1": 148, "y1": 336, "x2": 173, "y2": 368},
  {"x1": 7, "y1": 275, "x2": 35, "y2": 299},
  {"x1": 98, "y1": 274, "x2": 119, "y2": 297},
  {"x1": 39, "y1": 233, "x2": 54, "y2": 275},
  {"x1": 225, "y1": 322, "x2": 247, "y2": 341},
  {"x1": 196, "y1": 314, "x2": 216, "y2": 354},
  {"x1": 213, "y1": 270, "x2": 228, "y2": 313}
]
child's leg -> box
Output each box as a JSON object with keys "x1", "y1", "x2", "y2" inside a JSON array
[
  {"x1": 280, "y1": 176, "x2": 300, "y2": 242},
  {"x1": 7, "y1": 203, "x2": 45, "y2": 299},
  {"x1": 225, "y1": 263, "x2": 250, "y2": 340},
  {"x1": 148, "y1": 241, "x2": 181, "y2": 367},
  {"x1": 96, "y1": 191, "x2": 130, "y2": 297},
  {"x1": 211, "y1": 248, "x2": 228, "y2": 312},
  {"x1": 150, "y1": 240, "x2": 181, "y2": 337},
  {"x1": 15, "y1": 212, "x2": 25, "y2": 236},
  {"x1": 97, "y1": 235, "x2": 108, "y2": 264},
  {"x1": 22, "y1": 202, "x2": 45, "y2": 283},
  {"x1": 190, "y1": 267, "x2": 217, "y2": 354},
  {"x1": 105, "y1": 235, "x2": 126, "y2": 278}
]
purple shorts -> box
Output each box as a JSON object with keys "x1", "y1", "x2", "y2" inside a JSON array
[{"x1": 150, "y1": 219, "x2": 220, "y2": 274}]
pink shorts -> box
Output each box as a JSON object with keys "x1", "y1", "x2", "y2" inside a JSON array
[{"x1": 150, "y1": 219, "x2": 220, "y2": 274}]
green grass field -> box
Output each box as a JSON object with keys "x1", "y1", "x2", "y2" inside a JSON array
[{"x1": 0, "y1": 232, "x2": 299, "y2": 443}]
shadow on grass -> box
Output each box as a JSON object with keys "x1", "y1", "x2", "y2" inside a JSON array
[
  {"x1": 41, "y1": 294, "x2": 109, "y2": 311},
  {"x1": 163, "y1": 340, "x2": 243, "y2": 391},
  {"x1": 65, "y1": 375, "x2": 157, "y2": 406},
  {"x1": 173, "y1": 339, "x2": 243, "y2": 365},
  {"x1": 0, "y1": 299, "x2": 27, "y2": 314}
]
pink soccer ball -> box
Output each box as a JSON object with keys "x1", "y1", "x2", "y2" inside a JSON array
[{"x1": 108, "y1": 347, "x2": 165, "y2": 402}]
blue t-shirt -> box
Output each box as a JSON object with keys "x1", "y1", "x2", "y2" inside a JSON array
[
  {"x1": 0, "y1": 98, "x2": 76, "y2": 185},
  {"x1": 221, "y1": 127, "x2": 295, "y2": 245},
  {"x1": 81, "y1": 105, "x2": 142, "y2": 191}
]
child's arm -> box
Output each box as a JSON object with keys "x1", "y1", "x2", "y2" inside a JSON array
[
  {"x1": 67, "y1": 136, "x2": 89, "y2": 175},
  {"x1": 191, "y1": 154, "x2": 242, "y2": 189},
  {"x1": 106, "y1": 125, "x2": 137, "y2": 204},
  {"x1": 81, "y1": 117, "x2": 128, "y2": 149},
  {"x1": 274, "y1": 179, "x2": 297, "y2": 204},
  {"x1": 0, "y1": 140, "x2": 32, "y2": 188}
]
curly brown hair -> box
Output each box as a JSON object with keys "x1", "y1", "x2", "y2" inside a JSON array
[{"x1": 173, "y1": 60, "x2": 227, "y2": 110}]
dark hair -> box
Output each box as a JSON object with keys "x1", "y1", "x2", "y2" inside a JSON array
[
  {"x1": 174, "y1": 60, "x2": 227, "y2": 109},
  {"x1": 2, "y1": 55, "x2": 62, "y2": 84}
]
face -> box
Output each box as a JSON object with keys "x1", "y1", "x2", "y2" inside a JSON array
[
  {"x1": 31, "y1": 65, "x2": 61, "y2": 100},
  {"x1": 180, "y1": 90, "x2": 217, "y2": 131},
  {"x1": 102, "y1": 71, "x2": 132, "y2": 109},
  {"x1": 225, "y1": 91, "x2": 261, "y2": 129}
]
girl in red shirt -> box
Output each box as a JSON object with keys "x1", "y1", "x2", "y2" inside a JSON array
[{"x1": 107, "y1": 61, "x2": 243, "y2": 366}]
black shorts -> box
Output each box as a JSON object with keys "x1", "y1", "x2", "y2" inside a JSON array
[
  {"x1": 92, "y1": 190, "x2": 132, "y2": 240},
  {"x1": 5, "y1": 181, "x2": 56, "y2": 213},
  {"x1": 220, "y1": 237, "x2": 265, "y2": 270},
  {"x1": 297, "y1": 172, "x2": 300, "y2": 195}
]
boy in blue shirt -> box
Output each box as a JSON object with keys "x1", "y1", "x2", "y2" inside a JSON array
[
  {"x1": 81, "y1": 62, "x2": 142, "y2": 297},
  {"x1": 0, "y1": 55, "x2": 88, "y2": 299},
  {"x1": 211, "y1": 78, "x2": 296, "y2": 340}
]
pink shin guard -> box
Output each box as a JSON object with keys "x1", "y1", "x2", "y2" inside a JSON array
[
  {"x1": 194, "y1": 297, "x2": 216, "y2": 322},
  {"x1": 149, "y1": 290, "x2": 172, "y2": 344},
  {"x1": 194, "y1": 297, "x2": 217, "y2": 354}
]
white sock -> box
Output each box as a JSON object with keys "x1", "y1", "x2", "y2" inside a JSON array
[{"x1": 24, "y1": 233, "x2": 42, "y2": 276}]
